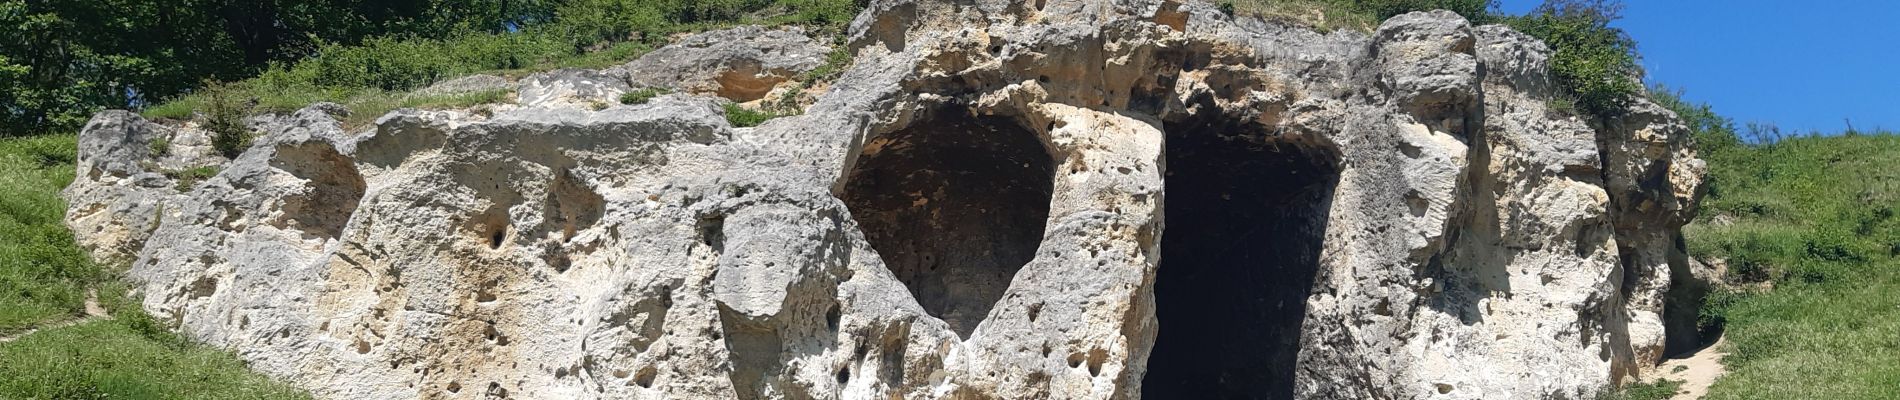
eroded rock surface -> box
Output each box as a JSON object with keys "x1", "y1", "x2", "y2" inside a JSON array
[
  {"x1": 611, "y1": 26, "x2": 834, "y2": 102},
  {"x1": 65, "y1": 1, "x2": 1704, "y2": 399}
]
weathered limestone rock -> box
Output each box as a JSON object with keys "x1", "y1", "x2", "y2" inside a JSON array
[
  {"x1": 63, "y1": 111, "x2": 234, "y2": 263},
  {"x1": 518, "y1": 68, "x2": 633, "y2": 108},
  {"x1": 413, "y1": 74, "x2": 513, "y2": 98},
  {"x1": 64, "y1": 1, "x2": 1705, "y2": 399},
  {"x1": 610, "y1": 26, "x2": 834, "y2": 102}
]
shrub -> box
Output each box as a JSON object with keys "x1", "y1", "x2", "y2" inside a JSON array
[
  {"x1": 202, "y1": 83, "x2": 255, "y2": 159},
  {"x1": 1216, "y1": 0, "x2": 1238, "y2": 16},
  {"x1": 1504, "y1": 0, "x2": 1641, "y2": 118}
]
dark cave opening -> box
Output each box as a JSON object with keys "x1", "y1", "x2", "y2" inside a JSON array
[
  {"x1": 1142, "y1": 120, "x2": 1340, "y2": 400},
  {"x1": 840, "y1": 111, "x2": 1055, "y2": 339}
]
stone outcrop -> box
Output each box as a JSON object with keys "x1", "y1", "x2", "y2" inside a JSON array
[
  {"x1": 610, "y1": 26, "x2": 834, "y2": 102},
  {"x1": 64, "y1": 1, "x2": 1705, "y2": 399}
]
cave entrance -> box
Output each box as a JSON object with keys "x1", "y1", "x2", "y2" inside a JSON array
[
  {"x1": 1142, "y1": 119, "x2": 1340, "y2": 400},
  {"x1": 840, "y1": 111, "x2": 1054, "y2": 339}
]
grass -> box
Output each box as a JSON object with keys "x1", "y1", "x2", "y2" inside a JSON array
[
  {"x1": 723, "y1": 103, "x2": 780, "y2": 127},
  {"x1": 149, "y1": 136, "x2": 170, "y2": 157},
  {"x1": 1216, "y1": 0, "x2": 1495, "y2": 33},
  {"x1": 0, "y1": 314, "x2": 309, "y2": 399},
  {"x1": 1598, "y1": 380, "x2": 1684, "y2": 400},
  {"x1": 1687, "y1": 133, "x2": 1900, "y2": 399},
  {"x1": 1218, "y1": 0, "x2": 1383, "y2": 32},
  {"x1": 0, "y1": 135, "x2": 308, "y2": 398},
  {"x1": 619, "y1": 87, "x2": 668, "y2": 105},
  {"x1": 767, "y1": 42, "x2": 853, "y2": 114},
  {"x1": 346, "y1": 88, "x2": 516, "y2": 128},
  {"x1": 165, "y1": 166, "x2": 222, "y2": 192},
  {"x1": 0, "y1": 136, "x2": 95, "y2": 336}
]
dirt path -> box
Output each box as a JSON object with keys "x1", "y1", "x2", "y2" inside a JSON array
[
  {"x1": 0, "y1": 289, "x2": 110, "y2": 344},
  {"x1": 1653, "y1": 334, "x2": 1730, "y2": 399}
]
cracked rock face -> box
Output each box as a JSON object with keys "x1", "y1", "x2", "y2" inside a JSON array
[{"x1": 64, "y1": 1, "x2": 1704, "y2": 399}]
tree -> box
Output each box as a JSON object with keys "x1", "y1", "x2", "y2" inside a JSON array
[{"x1": 0, "y1": 0, "x2": 557, "y2": 136}]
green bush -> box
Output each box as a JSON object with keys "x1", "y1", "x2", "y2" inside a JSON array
[
  {"x1": 202, "y1": 84, "x2": 254, "y2": 159},
  {"x1": 1503, "y1": 0, "x2": 1641, "y2": 118},
  {"x1": 148, "y1": 136, "x2": 170, "y2": 157},
  {"x1": 0, "y1": 0, "x2": 566, "y2": 136}
]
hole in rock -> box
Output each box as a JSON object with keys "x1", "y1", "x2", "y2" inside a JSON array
[
  {"x1": 270, "y1": 142, "x2": 366, "y2": 239},
  {"x1": 1141, "y1": 119, "x2": 1340, "y2": 400},
  {"x1": 487, "y1": 224, "x2": 508, "y2": 249},
  {"x1": 634, "y1": 366, "x2": 657, "y2": 388},
  {"x1": 841, "y1": 111, "x2": 1054, "y2": 339},
  {"x1": 547, "y1": 169, "x2": 604, "y2": 243}
]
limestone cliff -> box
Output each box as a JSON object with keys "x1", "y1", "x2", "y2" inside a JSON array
[{"x1": 63, "y1": 1, "x2": 1704, "y2": 399}]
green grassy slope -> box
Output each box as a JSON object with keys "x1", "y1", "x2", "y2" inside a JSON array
[
  {"x1": 0, "y1": 136, "x2": 95, "y2": 335},
  {"x1": 1690, "y1": 133, "x2": 1900, "y2": 399},
  {"x1": 0, "y1": 136, "x2": 307, "y2": 398},
  {"x1": 0, "y1": 314, "x2": 310, "y2": 399}
]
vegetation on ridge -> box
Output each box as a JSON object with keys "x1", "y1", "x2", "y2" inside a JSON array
[
  {"x1": 1, "y1": 0, "x2": 862, "y2": 136},
  {"x1": 1219, "y1": 0, "x2": 1641, "y2": 119}
]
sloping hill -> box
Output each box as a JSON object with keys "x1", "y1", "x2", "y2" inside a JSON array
[{"x1": 1690, "y1": 131, "x2": 1900, "y2": 399}]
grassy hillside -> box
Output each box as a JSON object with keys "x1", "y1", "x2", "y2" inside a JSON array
[
  {"x1": 1687, "y1": 132, "x2": 1900, "y2": 399},
  {"x1": 0, "y1": 136, "x2": 93, "y2": 334},
  {"x1": 0, "y1": 136, "x2": 308, "y2": 398}
]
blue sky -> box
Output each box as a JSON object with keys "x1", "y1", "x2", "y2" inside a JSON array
[{"x1": 1495, "y1": 0, "x2": 1900, "y2": 133}]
